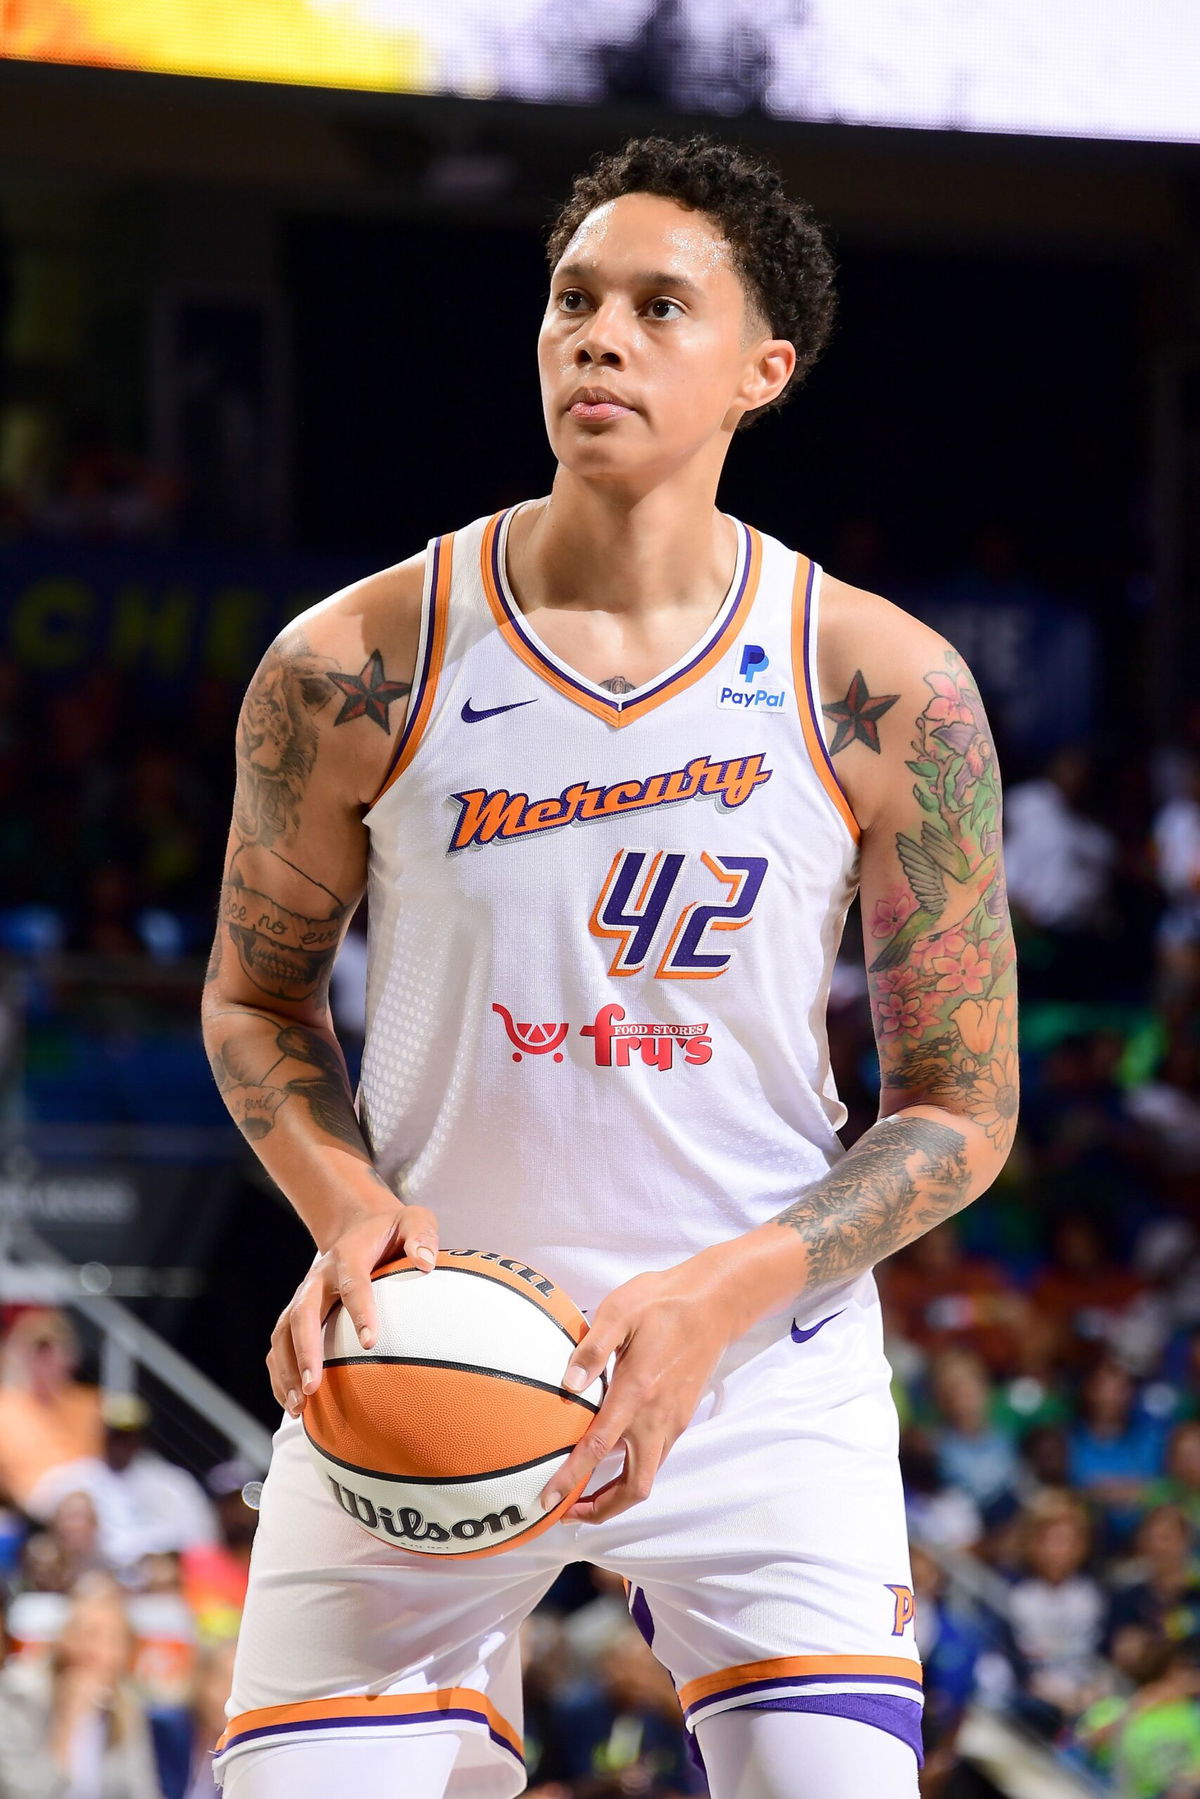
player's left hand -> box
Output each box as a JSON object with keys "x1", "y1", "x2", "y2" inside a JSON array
[{"x1": 538, "y1": 1248, "x2": 743, "y2": 1525}]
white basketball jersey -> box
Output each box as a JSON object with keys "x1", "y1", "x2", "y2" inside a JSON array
[{"x1": 360, "y1": 501, "x2": 867, "y2": 1352}]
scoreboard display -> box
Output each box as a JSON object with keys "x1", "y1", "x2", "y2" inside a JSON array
[{"x1": 3, "y1": 0, "x2": 1198, "y2": 144}]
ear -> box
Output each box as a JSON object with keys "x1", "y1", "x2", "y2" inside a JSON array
[{"x1": 730, "y1": 337, "x2": 796, "y2": 426}]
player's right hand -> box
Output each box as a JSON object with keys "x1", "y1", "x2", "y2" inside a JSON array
[{"x1": 267, "y1": 1201, "x2": 439, "y2": 1418}]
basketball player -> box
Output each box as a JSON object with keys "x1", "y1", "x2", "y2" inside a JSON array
[{"x1": 202, "y1": 135, "x2": 1018, "y2": 1797}]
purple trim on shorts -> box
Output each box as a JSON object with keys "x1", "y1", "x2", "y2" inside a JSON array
[
  {"x1": 683, "y1": 1671, "x2": 923, "y2": 1720},
  {"x1": 684, "y1": 1693, "x2": 924, "y2": 1776},
  {"x1": 739, "y1": 1693, "x2": 924, "y2": 1768},
  {"x1": 628, "y1": 1584, "x2": 655, "y2": 1648},
  {"x1": 217, "y1": 1708, "x2": 524, "y2": 1766}
]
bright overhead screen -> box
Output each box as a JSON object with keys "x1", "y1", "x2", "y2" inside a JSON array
[{"x1": 4, "y1": 1, "x2": 1199, "y2": 145}]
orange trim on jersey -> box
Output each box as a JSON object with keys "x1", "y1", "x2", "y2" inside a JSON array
[
  {"x1": 216, "y1": 1686, "x2": 523, "y2": 1762},
  {"x1": 479, "y1": 510, "x2": 763, "y2": 729},
  {"x1": 679, "y1": 1655, "x2": 923, "y2": 1713},
  {"x1": 789, "y1": 554, "x2": 861, "y2": 845},
  {"x1": 371, "y1": 533, "x2": 454, "y2": 803}
]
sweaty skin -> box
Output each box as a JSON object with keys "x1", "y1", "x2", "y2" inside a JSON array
[{"x1": 202, "y1": 191, "x2": 1016, "y2": 1524}]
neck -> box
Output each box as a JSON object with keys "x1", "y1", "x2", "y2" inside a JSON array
[{"x1": 516, "y1": 463, "x2": 738, "y2": 620}]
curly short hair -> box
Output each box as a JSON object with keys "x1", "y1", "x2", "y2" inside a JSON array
[{"x1": 546, "y1": 133, "x2": 836, "y2": 430}]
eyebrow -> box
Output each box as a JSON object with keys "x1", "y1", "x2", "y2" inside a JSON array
[{"x1": 554, "y1": 262, "x2": 706, "y2": 299}]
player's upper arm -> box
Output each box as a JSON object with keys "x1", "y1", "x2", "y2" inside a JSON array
[
  {"x1": 204, "y1": 555, "x2": 425, "y2": 1027},
  {"x1": 817, "y1": 578, "x2": 1018, "y2": 1146}
]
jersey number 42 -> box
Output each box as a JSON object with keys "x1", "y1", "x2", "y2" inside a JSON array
[{"x1": 589, "y1": 850, "x2": 767, "y2": 979}]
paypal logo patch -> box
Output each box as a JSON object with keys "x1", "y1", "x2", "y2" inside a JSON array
[
  {"x1": 739, "y1": 643, "x2": 770, "y2": 682},
  {"x1": 720, "y1": 643, "x2": 787, "y2": 714}
]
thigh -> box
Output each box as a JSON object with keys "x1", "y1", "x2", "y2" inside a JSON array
[
  {"x1": 697, "y1": 1707, "x2": 920, "y2": 1799},
  {"x1": 221, "y1": 1732, "x2": 461, "y2": 1799},
  {"x1": 217, "y1": 1416, "x2": 568, "y2": 1797},
  {"x1": 590, "y1": 1304, "x2": 922, "y2": 1735}
]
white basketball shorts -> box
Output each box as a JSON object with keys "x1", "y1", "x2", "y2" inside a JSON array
[{"x1": 214, "y1": 1288, "x2": 922, "y2": 1797}]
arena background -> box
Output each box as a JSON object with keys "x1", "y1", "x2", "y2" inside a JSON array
[{"x1": 2, "y1": 8, "x2": 1200, "y2": 1795}]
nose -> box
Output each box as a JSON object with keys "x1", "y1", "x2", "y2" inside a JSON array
[{"x1": 573, "y1": 297, "x2": 628, "y2": 370}]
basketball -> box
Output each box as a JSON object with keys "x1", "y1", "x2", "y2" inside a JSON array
[{"x1": 302, "y1": 1249, "x2": 606, "y2": 1556}]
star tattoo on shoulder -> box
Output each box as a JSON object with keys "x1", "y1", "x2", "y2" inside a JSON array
[
  {"x1": 327, "y1": 650, "x2": 412, "y2": 731},
  {"x1": 823, "y1": 669, "x2": 900, "y2": 755}
]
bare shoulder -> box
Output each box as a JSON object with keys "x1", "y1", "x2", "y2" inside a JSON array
[
  {"x1": 816, "y1": 572, "x2": 987, "y2": 833},
  {"x1": 817, "y1": 572, "x2": 952, "y2": 701},
  {"x1": 286, "y1": 549, "x2": 426, "y2": 685},
  {"x1": 238, "y1": 551, "x2": 426, "y2": 820}
]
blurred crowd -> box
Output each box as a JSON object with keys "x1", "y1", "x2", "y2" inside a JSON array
[
  {"x1": 0, "y1": 1306, "x2": 701, "y2": 1799},
  {"x1": 0, "y1": 1309, "x2": 252, "y2": 1799}
]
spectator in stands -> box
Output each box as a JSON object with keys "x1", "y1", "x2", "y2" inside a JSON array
[
  {"x1": 7, "y1": 1532, "x2": 72, "y2": 1660},
  {"x1": 1017, "y1": 1421, "x2": 1072, "y2": 1496},
  {"x1": 29, "y1": 1394, "x2": 218, "y2": 1578},
  {"x1": 1106, "y1": 1505, "x2": 1200, "y2": 1658},
  {"x1": 877, "y1": 1220, "x2": 1027, "y2": 1378},
  {"x1": 521, "y1": 1612, "x2": 582, "y2": 1789},
  {"x1": 1153, "y1": 753, "x2": 1200, "y2": 1022},
  {"x1": 1004, "y1": 745, "x2": 1118, "y2": 997},
  {"x1": 66, "y1": 863, "x2": 145, "y2": 959},
  {"x1": 32, "y1": 406, "x2": 179, "y2": 544},
  {"x1": 0, "y1": 1310, "x2": 102, "y2": 1510},
  {"x1": 1147, "y1": 1422, "x2": 1200, "y2": 1536},
  {"x1": 1020, "y1": 1033, "x2": 1156, "y2": 1229},
  {"x1": 1007, "y1": 1490, "x2": 1106, "y2": 1724},
  {"x1": 910, "y1": 1543, "x2": 981, "y2": 1798},
  {"x1": 900, "y1": 1429, "x2": 983, "y2": 1552},
  {"x1": 1031, "y1": 1211, "x2": 1149, "y2": 1372},
  {"x1": 148, "y1": 1637, "x2": 236, "y2": 1799},
  {"x1": 552, "y1": 1624, "x2": 702, "y2": 1791},
  {"x1": 929, "y1": 1349, "x2": 1022, "y2": 1524},
  {"x1": 1126, "y1": 1028, "x2": 1200, "y2": 1198},
  {"x1": 109, "y1": 745, "x2": 210, "y2": 918},
  {"x1": 1068, "y1": 1358, "x2": 1166, "y2": 1552},
  {"x1": 179, "y1": 1463, "x2": 258, "y2": 1642},
  {"x1": 47, "y1": 1491, "x2": 104, "y2": 1590},
  {"x1": 1074, "y1": 1636, "x2": 1200, "y2": 1799},
  {"x1": 0, "y1": 1571, "x2": 163, "y2": 1797}
]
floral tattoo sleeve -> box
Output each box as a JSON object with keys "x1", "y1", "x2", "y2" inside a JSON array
[{"x1": 866, "y1": 651, "x2": 1018, "y2": 1150}]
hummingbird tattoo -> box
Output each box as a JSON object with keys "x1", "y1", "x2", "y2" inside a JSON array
[{"x1": 870, "y1": 822, "x2": 998, "y2": 972}]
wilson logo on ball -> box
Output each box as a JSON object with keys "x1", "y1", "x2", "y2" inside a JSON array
[{"x1": 329, "y1": 1480, "x2": 526, "y2": 1544}]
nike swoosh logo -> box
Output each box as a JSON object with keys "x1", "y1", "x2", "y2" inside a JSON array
[
  {"x1": 461, "y1": 698, "x2": 538, "y2": 724},
  {"x1": 790, "y1": 1309, "x2": 845, "y2": 1344}
]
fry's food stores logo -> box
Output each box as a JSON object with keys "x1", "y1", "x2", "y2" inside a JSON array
[{"x1": 492, "y1": 1002, "x2": 711, "y2": 1071}]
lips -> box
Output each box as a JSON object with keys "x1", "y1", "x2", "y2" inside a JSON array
[{"x1": 567, "y1": 387, "x2": 635, "y2": 420}]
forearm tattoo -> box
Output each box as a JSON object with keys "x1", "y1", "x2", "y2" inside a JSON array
[
  {"x1": 207, "y1": 1014, "x2": 377, "y2": 1161},
  {"x1": 774, "y1": 1116, "x2": 971, "y2": 1282}
]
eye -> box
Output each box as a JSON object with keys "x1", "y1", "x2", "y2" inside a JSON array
[
  {"x1": 646, "y1": 298, "x2": 684, "y2": 320},
  {"x1": 556, "y1": 289, "x2": 588, "y2": 312}
]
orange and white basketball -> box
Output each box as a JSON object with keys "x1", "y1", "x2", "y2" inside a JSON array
[{"x1": 302, "y1": 1249, "x2": 605, "y2": 1556}]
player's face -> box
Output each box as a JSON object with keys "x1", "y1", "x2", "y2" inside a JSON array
[{"x1": 539, "y1": 193, "x2": 792, "y2": 482}]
